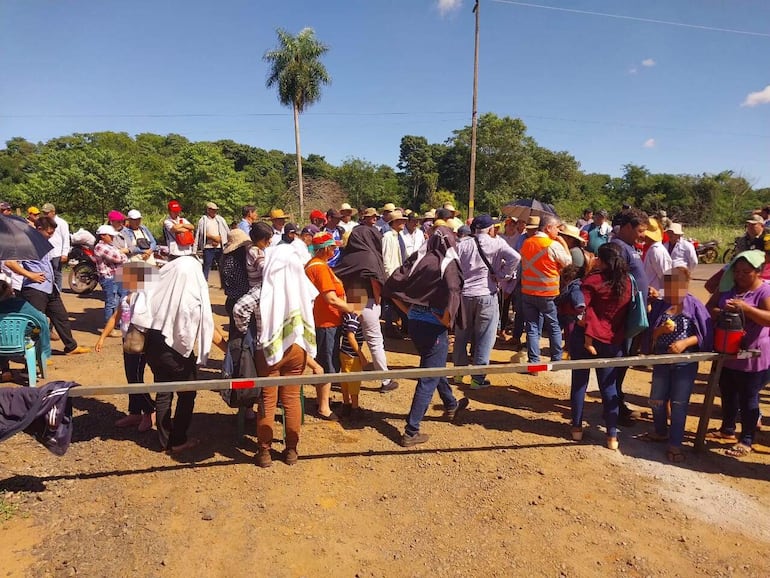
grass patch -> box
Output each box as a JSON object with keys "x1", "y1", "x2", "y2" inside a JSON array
[
  {"x1": 687, "y1": 225, "x2": 743, "y2": 254},
  {"x1": 0, "y1": 494, "x2": 17, "y2": 522}
]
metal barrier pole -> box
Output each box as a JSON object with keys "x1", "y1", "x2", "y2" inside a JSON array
[
  {"x1": 694, "y1": 356, "x2": 726, "y2": 452},
  {"x1": 67, "y1": 353, "x2": 721, "y2": 397}
]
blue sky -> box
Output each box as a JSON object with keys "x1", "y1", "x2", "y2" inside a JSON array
[{"x1": 1, "y1": 0, "x2": 769, "y2": 186}]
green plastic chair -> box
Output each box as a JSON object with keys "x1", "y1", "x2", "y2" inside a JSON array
[{"x1": 0, "y1": 313, "x2": 48, "y2": 387}]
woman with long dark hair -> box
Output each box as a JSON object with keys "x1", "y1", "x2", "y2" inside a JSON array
[{"x1": 569, "y1": 242, "x2": 631, "y2": 451}]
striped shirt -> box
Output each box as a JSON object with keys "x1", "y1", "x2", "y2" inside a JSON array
[{"x1": 340, "y1": 312, "x2": 364, "y2": 357}]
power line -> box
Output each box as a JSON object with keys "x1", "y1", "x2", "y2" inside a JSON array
[
  {"x1": 0, "y1": 111, "x2": 468, "y2": 119},
  {"x1": 491, "y1": 0, "x2": 770, "y2": 38}
]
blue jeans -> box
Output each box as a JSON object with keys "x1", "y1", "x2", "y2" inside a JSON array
[
  {"x1": 522, "y1": 293, "x2": 562, "y2": 363},
  {"x1": 315, "y1": 325, "x2": 342, "y2": 374},
  {"x1": 650, "y1": 362, "x2": 698, "y2": 447},
  {"x1": 202, "y1": 248, "x2": 222, "y2": 281},
  {"x1": 719, "y1": 367, "x2": 766, "y2": 446},
  {"x1": 569, "y1": 326, "x2": 623, "y2": 438},
  {"x1": 453, "y1": 293, "x2": 499, "y2": 383},
  {"x1": 405, "y1": 319, "x2": 457, "y2": 436},
  {"x1": 100, "y1": 276, "x2": 120, "y2": 324}
]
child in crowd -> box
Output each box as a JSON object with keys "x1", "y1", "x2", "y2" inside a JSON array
[
  {"x1": 95, "y1": 262, "x2": 157, "y2": 432},
  {"x1": 556, "y1": 264, "x2": 587, "y2": 359},
  {"x1": 339, "y1": 286, "x2": 370, "y2": 418},
  {"x1": 645, "y1": 266, "x2": 712, "y2": 462}
]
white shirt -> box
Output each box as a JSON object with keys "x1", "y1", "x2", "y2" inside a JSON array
[
  {"x1": 400, "y1": 227, "x2": 424, "y2": 256},
  {"x1": 339, "y1": 220, "x2": 357, "y2": 233},
  {"x1": 163, "y1": 216, "x2": 196, "y2": 256},
  {"x1": 643, "y1": 242, "x2": 672, "y2": 295},
  {"x1": 49, "y1": 215, "x2": 70, "y2": 259},
  {"x1": 382, "y1": 230, "x2": 404, "y2": 278},
  {"x1": 667, "y1": 238, "x2": 698, "y2": 273},
  {"x1": 270, "y1": 228, "x2": 283, "y2": 247}
]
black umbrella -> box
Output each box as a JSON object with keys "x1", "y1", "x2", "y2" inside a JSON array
[
  {"x1": 501, "y1": 199, "x2": 558, "y2": 221},
  {"x1": 0, "y1": 215, "x2": 54, "y2": 261}
]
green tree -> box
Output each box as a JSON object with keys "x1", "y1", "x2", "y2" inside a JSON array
[
  {"x1": 168, "y1": 143, "x2": 253, "y2": 220},
  {"x1": 398, "y1": 136, "x2": 439, "y2": 209},
  {"x1": 336, "y1": 157, "x2": 402, "y2": 210},
  {"x1": 264, "y1": 27, "x2": 331, "y2": 222}
]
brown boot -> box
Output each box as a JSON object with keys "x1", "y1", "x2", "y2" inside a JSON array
[{"x1": 256, "y1": 448, "x2": 272, "y2": 468}]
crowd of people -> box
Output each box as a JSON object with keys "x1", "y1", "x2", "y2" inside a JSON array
[{"x1": 1, "y1": 198, "x2": 769, "y2": 467}]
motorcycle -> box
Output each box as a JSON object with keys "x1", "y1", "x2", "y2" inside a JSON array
[
  {"x1": 694, "y1": 239, "x2": 719, "y2": 264},
  {"x1": 67, "y1": 242, "x2": 99, "y2": 295}
]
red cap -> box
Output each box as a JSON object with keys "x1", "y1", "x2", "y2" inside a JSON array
[
  {"x1": 168, "y1": 200, "x2": 182, "y2": 213},
  {"x1": 309, "y1": 209, "x2": 327, "y2": 222}
]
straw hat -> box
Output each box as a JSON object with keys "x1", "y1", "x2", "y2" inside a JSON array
[
  {"x1": 340, "y1": 203, "x2": 357, "y2": 215},
  {"x1": 666, "y1": 223, "x2": 684, "y2": 236},
  {"x1": 423, "y1": 210, "x2": 436, "y2": 220},
  {"x1": 524, "y1": 216, "x2": 541, "y2": 229},
  {"x1": 559, "y1": 224, "x2": 585, "y2": 245},
  {"x1": 361, "y1": 207, "x2": 378, "y2": 218},
  {"x1": 269, "y1": 209, "x2": 288, "y2": 220},
  {"x1": 443, "y1": 203, "x2": 459, "y2": 216},
  {"x1": 644, "y1": 218, "x2": 663, "y2": 243},
  {"x1": 387, "y1": 210, "x2": 407, "y2": 223},
  {"x1": 224, "y1": 229, "x2": 251, "y2": 254}
]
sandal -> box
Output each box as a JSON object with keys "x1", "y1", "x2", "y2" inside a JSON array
[
  {"x1": 606, "y1": 437, "x2": 619, "y2": 451},
  {"x1": 570, "y1": 427, "x2": 583, "y2": 441},
  {"x1": 725, "y1": 444, "x2": 752, "y2": 458},
  {"x1": 666, "y1": 447, "x2": 686, "y2": 463},
  {"x1": 637, "y1": 431, "x2": 668, "y2": 443},
  {"x1": 706, "y1": 429, "x2": 737, "y2": 442}
]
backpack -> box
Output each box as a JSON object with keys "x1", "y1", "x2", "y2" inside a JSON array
[{"x1": 587, "y1": 225, "x2": 609, "y2": 254}]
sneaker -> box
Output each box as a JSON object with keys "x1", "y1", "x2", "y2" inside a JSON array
[
  {"x1": 401, "y1": 432, "x2": 429, "y2": 447},
  {"x1": 282, "y1": 448, "x2": 298, "y2": 466},
  {"x1": 444, "y1": 397, "x2": 469, "y2": 421},
  {"x1": 449, "y1": 376, "x2": 467, "y2": 386},
  {"x1": 470, "y1": 379, "x2": 490, "y2": 390},
  {"x1": 65, "y1": 346, "x2": 90, "y2": 355},
  {"x1": 256, "y1": 448, "x2": 272, "y2": 468},
  {"x1": 379, "y1": 380, "x2": 399, "y2": 393}
]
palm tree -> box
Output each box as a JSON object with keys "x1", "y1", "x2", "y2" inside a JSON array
[{"x1": 264, "y1": 28, "x2": 330, "y2": 222}]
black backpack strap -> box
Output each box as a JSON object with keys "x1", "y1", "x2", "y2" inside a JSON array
[{"x1": 474, "y1": 236, "x2": 497, "y2": 283}]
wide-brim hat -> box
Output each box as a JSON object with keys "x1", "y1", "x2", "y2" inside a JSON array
[
  {"x1": 388, "y1": 210, "x2": 407, "y2": 223},
  {"x1": 666, "y1": 223, "x2": 684, "y2": 236},
  {"x1": 443, "y1": 203, "x2": 460, "y2": 216},
  {"x1": 525, "y1": 216, "x2": 541, "y2": 229},
  {"x1": 644, "y1": 218, "x2": 663, "y2": 243},
  {"x1": 361, "y1": 207, "x2": 378, "y2": 218},
  {"x1": 381, "y1": 202, "x2": 396, "y2": 213},
  {"x1": 339, "y1": 203, "x2": 357, "y2": 215},
  {"x1": 559, "y1": 224, "x2": 585, "y2": 244},
  {"x1": 224, "y1": 229, "x2": 252, "y2": 254},
  {"x1": 269, "y1": 209, "x2": 289, "y2": 220},
  {"x1": 422, "y1": 210, "x2": 436, "y2": 220}
]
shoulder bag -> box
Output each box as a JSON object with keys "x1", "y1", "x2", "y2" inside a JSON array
[{"x1": 625, "y1": 274, "x2": 649, "y2": 339}]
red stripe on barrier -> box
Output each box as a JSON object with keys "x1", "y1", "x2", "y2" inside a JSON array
[
  {"x1": 232, "y1": 380, "x2": 257, "y2": 390},
  {"x1": 527, "y1": 364, "x2": 550, "y2": 373}
]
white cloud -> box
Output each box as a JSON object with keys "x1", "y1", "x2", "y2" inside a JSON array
[
  {"x1": 628, "y1": 67, "x2": 638, "y2": 75},
  {"x1": 741, "y1": 85, "x2": 770, "y2": 107},
  {"x1": 437, "y1": 0, "x2": 462, "y2": 16},
  {"x1": 643, "y1": 138, "x2": 656, "y2": 149},
  {"x1": 641, "y1": 58, "x2": 656, "y2": 67}
]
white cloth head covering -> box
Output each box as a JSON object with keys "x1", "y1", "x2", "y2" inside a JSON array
[
  {"x1": 131, "y1": 257, "x2": 214, "y2": 364},
  {"x1": 259, "y1": 244, "x2": 318, "y2": 365}
]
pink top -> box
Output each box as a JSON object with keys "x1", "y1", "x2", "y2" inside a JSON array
[{"x1": 718, "y1": 282, "x2": 770, "y2": 373}]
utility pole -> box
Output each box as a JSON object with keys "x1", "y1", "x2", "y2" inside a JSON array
[{"x1": 468, "y1": 0, "x2": 480, "y2": 220}]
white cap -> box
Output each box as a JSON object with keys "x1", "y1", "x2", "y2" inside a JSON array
[
  {"x1": 127, "y1": 209, "x2": 142, "y2": 219},
  {"x1": 96, "y1": 225, "x2": 118, "y2": 237}
]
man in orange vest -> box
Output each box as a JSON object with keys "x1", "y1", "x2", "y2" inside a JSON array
[{"x1": 520, "y1": 214, "x2": 572, "y2": 364}]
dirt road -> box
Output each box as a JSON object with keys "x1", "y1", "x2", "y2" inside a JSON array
[{"x1": 2, "y1": 268, "x2": 769, "y2": 577}]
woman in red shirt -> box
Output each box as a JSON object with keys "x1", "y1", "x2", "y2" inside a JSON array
[{"x1": 569, "y1": 243, "x2": 631, "y2": 450}]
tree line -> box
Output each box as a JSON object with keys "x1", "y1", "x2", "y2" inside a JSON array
[{"x1": 0, "y1": 113, "x2": 767, "y2": 231}]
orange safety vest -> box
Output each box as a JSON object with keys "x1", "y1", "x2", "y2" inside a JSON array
[{"x1": 520, "y1": 235, "x2": 560, "y2": 297}]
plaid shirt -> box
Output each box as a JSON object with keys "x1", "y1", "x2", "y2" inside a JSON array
[
  {"x1": 232, "y1": 285, "x2": 262, "y2": 340},
  {"x1": 93, "y1": 240, "x2": 127, "y2": 279}
]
